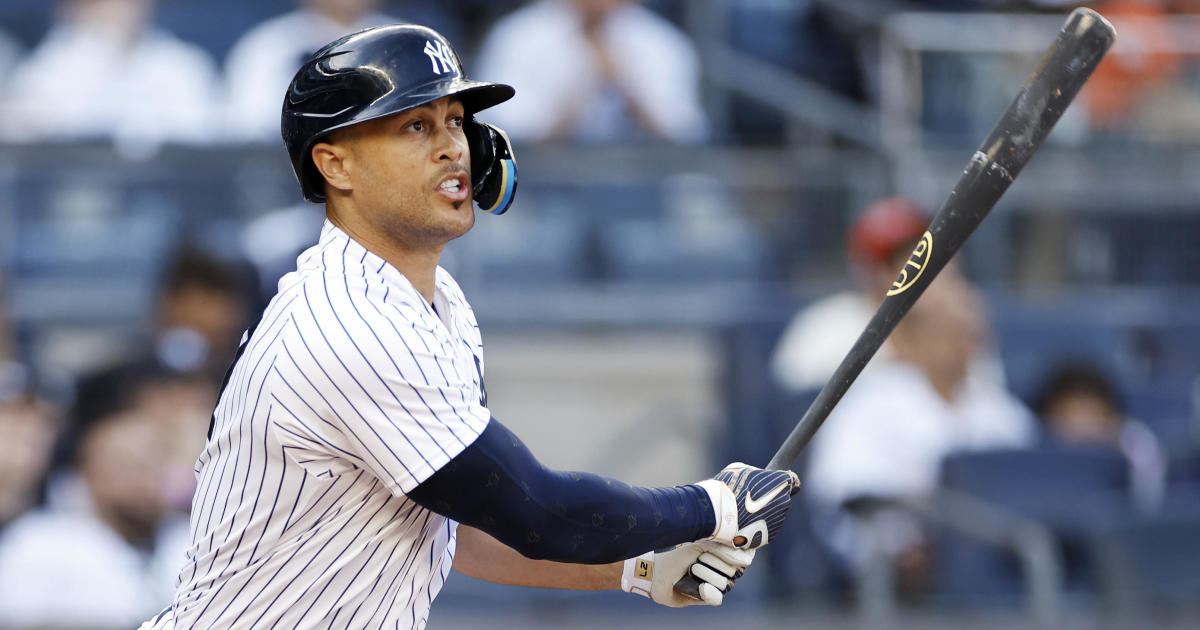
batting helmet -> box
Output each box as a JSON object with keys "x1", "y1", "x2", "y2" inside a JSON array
[{"x1": 282, "y1": 24, "x2": 517, "y2": 212}]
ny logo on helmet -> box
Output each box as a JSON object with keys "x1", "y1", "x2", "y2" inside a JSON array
[{"x1": 423, "y1": 40, "x2": 457, "y2": 75}]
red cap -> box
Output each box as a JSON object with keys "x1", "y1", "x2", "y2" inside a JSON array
[{"x1": 847, "y1": 197, "x2": 929, "y2": 269}]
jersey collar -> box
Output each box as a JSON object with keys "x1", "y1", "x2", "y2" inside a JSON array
[{"x1": 318, "y1": 219, "x2": 452, "y2": 325}]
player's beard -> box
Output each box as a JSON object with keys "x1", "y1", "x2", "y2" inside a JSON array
[{"x1": 376, "y1": 173, "x2": 475, "y2": 250}]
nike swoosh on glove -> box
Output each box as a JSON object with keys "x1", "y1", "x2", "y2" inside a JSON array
[{"x1": 696, "y1": 462, "x2": 801, "y2": 549}]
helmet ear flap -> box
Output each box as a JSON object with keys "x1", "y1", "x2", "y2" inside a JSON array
[{"x1": 465, "y1": 119, "x2": 517, "y2": 215}]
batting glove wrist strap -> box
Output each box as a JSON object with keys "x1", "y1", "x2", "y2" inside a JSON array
[
  {"x1": 622, "y1": 542, "x2": 754, "y2": 607},
  {"x1": 621, "y1": 551, "x2": 655, "y2": 598},
  {"x1": 699, "y1": 463, "x2": 801, "y2": 549},
  {"x1": 696, "y1": 479, "x2": 739, "y2": 542}
]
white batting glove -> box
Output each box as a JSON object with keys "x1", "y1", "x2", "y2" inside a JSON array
[
  {"x1": 621, "y1": 541, "x2": 755, "y2": 607},
  {"x1": 697, "y1": 462, "x2": 801, "y2": 550}
]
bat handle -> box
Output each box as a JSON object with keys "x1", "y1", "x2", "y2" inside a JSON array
[{"x1": 672, "y1": 573, "x2": 705, "y2": 600}]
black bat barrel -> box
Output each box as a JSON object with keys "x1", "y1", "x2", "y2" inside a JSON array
[{"x1": 765, "y1": 8, "x2": 1116, "y2": 471}]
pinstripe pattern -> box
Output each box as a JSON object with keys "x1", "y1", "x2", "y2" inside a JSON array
[{"x1": 164, "y1": 221, "x2": 489, "y2": 629}]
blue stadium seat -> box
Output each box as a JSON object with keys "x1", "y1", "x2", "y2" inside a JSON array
[
  {"x1": 1090, "y1": 511, "x2": 1200, "y2": 612},
  {"x1": 989, "y1": 308, "x2": 1196, "y2": 445},
  {"x1": 154, "y1": 0, "x2": 292, "y2": 62},
  {"x1": 154, "y1": 1, "x2": 465, "y2": 64},
  {"x1": 932, "y1": 446, "x2": 1134, "y2": 608},
  {"x1": 598, "y1": 217, "x2": 765, "y2": 284},
  {"x1": 458, "y1": 208, "x2": 589, "y2": 287},
  {"x1": 939, "y1": 446, "x2": 1131, "y2": 530},
  {"x1": 988, "y1": 316, "x2": 1126, "y2": 403},
  {"x1": 0, "y1": 0, "x2": 52, "y2": 49}
]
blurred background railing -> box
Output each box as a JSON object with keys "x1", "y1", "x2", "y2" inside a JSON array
[{"x1": 0, "y1": 0, "x2": 1199, "y2": 629}]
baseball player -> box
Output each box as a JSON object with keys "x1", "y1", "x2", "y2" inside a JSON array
[{"x1": 140, "y1": 24, "x2": 800, "y2": 630}]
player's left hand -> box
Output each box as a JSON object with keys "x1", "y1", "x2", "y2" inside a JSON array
[
  {"x1": 698, "y1": 462, "x2": 802, "y2": 550},
  {"x1": 621, "y1": 541, "x2": 754, "y2": 607}
]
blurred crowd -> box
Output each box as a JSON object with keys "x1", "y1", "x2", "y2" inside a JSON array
[
  {"x1": 0, "y1": 0, "x2": 1197, "y2": 152},
  {"x1": 0, "y1": 251, "x2": 245, "y2": 626},
  {"x1": 0, "y1": 1, "x2": 719, "y2": 624},
  {"x1": 0, "y1": 0, "x2": 712, "y2": 155},
  {"x1": 771, "y1": 198, "x2": 1183, "y2": 610},
  {"x1": 0, "y1": 0, "x2": 1197, "y2": 627}
]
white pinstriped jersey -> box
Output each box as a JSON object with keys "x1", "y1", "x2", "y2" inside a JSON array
[{"x1": 168, "y1": 221, "x2": 490, "y2": 629}]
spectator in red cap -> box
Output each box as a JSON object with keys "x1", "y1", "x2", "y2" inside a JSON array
[
  {"x1": 770, "y1": 197, "x2": 930, "y2": 392},
  {"x1": 803, "y1": 269, "x2": 1034, "y2": 601},
  {"x1": 772, "y1": 197, "x2": 1035, "y2": 601}
]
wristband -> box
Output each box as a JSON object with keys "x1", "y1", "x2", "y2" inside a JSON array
[{"x1": 696, "y1": 479, "x2": 737, "y2": 541}]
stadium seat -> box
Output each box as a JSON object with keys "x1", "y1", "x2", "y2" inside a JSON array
[
  {"x1": 931, "y1": 446, "x2": 1134, "y2": 608},
  {"x1": 1090, "y1": 512, "x2": 1200, "y2": 613},
  {"x1": 939, "y1": 447, "x2": 1131, "y2": 529},
  {"x1": 457, "y1": 208, "x2": 589, "y2": 287},
  {"x1": 596, "y1": 173, "x2": 766, "y2": 285}
]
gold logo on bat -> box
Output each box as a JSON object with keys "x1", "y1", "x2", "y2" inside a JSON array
[{"x1": 887, "y1": 231, "x2": 933, "y2": 296}]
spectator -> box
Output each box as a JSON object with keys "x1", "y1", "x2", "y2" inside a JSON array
[
  {"x1": 1082, "y1": 0, "x2": 1183, "y2": 133},
  {"x1": 0, "y1": 399, "x2": 187, "y2": 628},
  {"x1": 223, "y1": 0, "x2": 402, "y2": 142},
  {"x1": 770, "y1": 197, "x2": 930, "y2": 393},
  {"x1": 0, "y1": 0, "x2": 221, "y2": 156},
  {"x1": 66, "y1": 249, "x2": 246, "y2": 497},
  {"x1": 1034, "y1": 361, "x2": 1166, "y2": 512},
  {"x1": 0, "y1": 276, "x2": 58, "y2": 531},
  {"x1": 68, "y1": 359, "x2": 216, "y2": 515},
  {"x1": 802, "y1": 268, "x2": 1035, "y2": 596},
  {"x1": 62, "y1": 250, "x2": 243, "y2": 516},
  {"x1": 133, "y1": 366, "x2": 216, "y2": 513},
  {"x1": 0, "y1": 366, "x2": 59, "y2": 531},
  {"x1": 475, "y1": 0, "x2": 708, "y2": 145},
  {"x1": 150, "y1": 249, "x2": 250, "y2": 381}
]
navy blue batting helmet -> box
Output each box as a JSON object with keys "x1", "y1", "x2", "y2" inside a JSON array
[{"x1": 282, "y1": 24, "x2": 516, "y2": 210}]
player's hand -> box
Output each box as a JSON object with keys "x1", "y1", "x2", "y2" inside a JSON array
[
  {"x1": 698, "y1": 462, "x2": 801, "y2": 550},
  {"x1": 621, "y1": 541, "x2": 755, "y2": 607}
]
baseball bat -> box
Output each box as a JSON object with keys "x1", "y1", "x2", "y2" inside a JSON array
[{"x1": 676, "y1": 6, "x2": 1115, "y2": 599}]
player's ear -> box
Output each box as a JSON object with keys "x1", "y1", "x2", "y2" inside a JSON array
[{"x1": 311, "y1": 141, "x2": 354, "y2": 196}]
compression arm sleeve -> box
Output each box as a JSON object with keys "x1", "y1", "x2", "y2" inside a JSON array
[{"x1": 405, "y1": 417, "x2": 717, "y2": 564}]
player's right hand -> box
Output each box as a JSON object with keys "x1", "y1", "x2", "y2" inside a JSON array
[
  {"x1": 621, "y1": 541, "x2": 755, "y2": 607},
  {"x1": 697, "y1": 462, "x2": 801, "y2": 550}
]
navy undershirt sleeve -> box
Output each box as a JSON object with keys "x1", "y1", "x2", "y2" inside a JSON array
[{"x1": 406, "y1": 417, "x2": 716, "y2": 563}]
